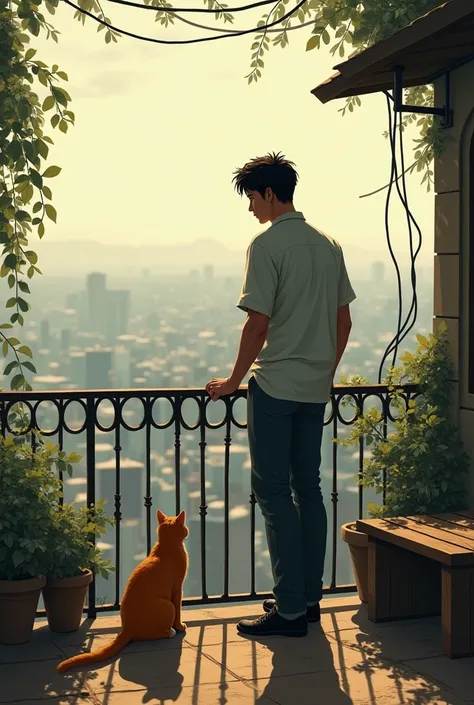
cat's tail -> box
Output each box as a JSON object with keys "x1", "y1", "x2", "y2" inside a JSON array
[{"x1": 56, "y1": 632, "x2": 130, "y2": 672}]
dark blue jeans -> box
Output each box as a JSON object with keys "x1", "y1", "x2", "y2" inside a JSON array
[{"x1": 247, "y1": 374, "x2": 327, "y2": 615}]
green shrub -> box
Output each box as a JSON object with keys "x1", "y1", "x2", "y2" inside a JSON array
[{"x1": 339, "y1": 323, "x2": 470, "y2": 518}]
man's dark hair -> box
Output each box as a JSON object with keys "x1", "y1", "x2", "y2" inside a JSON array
[{"x1": 232, "y1": 152, "x2": 298, "y2": 203}]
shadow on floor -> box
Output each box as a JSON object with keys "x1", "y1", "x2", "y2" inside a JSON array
[{"x1": 244, "y1": 628, "x2": 354, "y2": 705}]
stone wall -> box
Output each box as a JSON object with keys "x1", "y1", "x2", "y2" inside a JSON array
[{"x1": 434, "y1": 59, "x2": 474, "y2": 504}]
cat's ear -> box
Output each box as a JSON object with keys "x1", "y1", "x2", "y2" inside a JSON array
[
  {"x1": 176, "y1": 510, "x2": 186, "y2": 526},
  {"x1": 157, "y1": 509, "x2": 166, "y2": 524}
]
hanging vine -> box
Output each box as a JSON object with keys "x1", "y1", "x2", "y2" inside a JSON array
[{"x1": 0, "y1": 0, "x2": 448, "y2": 390}]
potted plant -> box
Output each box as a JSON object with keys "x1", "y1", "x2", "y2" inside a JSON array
[
  {"x1": 337, "y1": 323, "x2": 470, "y2": 603},
  {"x1": 0, "y1": 433, "x2": 79, "y2": 644},
  {"x1": 43, "y1": 498, "x2": 115, "y2": 633}
]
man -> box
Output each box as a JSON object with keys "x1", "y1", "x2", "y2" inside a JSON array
[{"x1": 205, "y1": 152, "x2": 355, "y2": 637}]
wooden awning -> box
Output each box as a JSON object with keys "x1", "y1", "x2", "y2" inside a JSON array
[{"x1": 312, "y1": 0, "x2": 474, "y2": 103}]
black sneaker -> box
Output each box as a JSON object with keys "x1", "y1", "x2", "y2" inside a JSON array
[
  {"x1": 237, "y1": 606, "x2": 308, "y2": 637},
  {"x1": 263, "y1": 598, "x2": 321, "y2": 623}
]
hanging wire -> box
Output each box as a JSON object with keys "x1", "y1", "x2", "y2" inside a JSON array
[
  {"x1": 167, "y1": 12, "x2": 314, "y2": 35},
  {"x1": 62, "y1": 0, "x2": 308, "y2": 44},
  {"x1": 106, "y1": 0, "x2": 283, "y2": 13},
  {"x1": 377, "y1": 91, "x2": 423, "y2": 382}
]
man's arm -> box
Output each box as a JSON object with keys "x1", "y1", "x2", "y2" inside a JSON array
[
  {"x1": 331, "y1": 304, "x2": 352, "y2": 386},
  {"x1": 229, "y1": 310, "x2": 269, "y2": 388}
]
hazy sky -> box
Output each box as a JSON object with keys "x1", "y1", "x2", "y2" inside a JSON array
[{"x1": 33, "y1": 4, "x2": 434, "y2": 262}]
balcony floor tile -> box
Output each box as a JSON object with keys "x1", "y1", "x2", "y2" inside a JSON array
[{"x1": 1, "y1": 597, "x2": 472, "y2": 705}]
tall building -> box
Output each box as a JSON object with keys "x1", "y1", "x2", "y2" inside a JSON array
[
  {"x1": 61, "y1": 329, "x2": 71, "y2": 352},
  {"x1": 87, "y1": 273, "x2": 107, "y2": 333},
  {"x1": 106, "y1": 290, "x2": 131, "y2": 345},
  {"x1": 85, "y1": 348, "x2": 112, "y2": 389}
]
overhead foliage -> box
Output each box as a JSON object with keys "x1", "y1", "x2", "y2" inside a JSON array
[{"x1": 0, "y1": 0, "x2": 445, "y2": 389}]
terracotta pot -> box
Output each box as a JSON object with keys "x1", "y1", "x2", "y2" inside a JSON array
[
  {"x1": 42, "y1": 569, "x2": 93, "y2": 633},
  {"x1": 0, "y1": 576, "x2": 46, "y2": 644},
  {"x1": 341, "y1": 522, "x2": 369, "y2": 603}
]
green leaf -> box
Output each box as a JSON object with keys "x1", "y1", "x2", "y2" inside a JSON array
[
  {"x1": 29, "y1": 169, "x2": 43, "y2": 189},
  {"x1": 15, "y1": 210, "x2": 31, "y2": 222},
  {"x1": 18, "y1": 281, "x2": 30, "y2": 293},
  {"x1": 4, "y1": 254, "x2": 17, "y2": 269},
  {"x1": 21, "y1": 185, "x2": 34, "y2": 204},
  {"x1": 22, "y1": 360, "x2": 37, "y2": 373},
  {"x1": 18, "y1": 345, "x2": 33, "y2": 357},
  {"x1": 18, "y1": 298, "x2": 29, "y2": 313},
  {"x1": 5, "y1": 298, "x2": 16, "y2": 308},
  {"x1": 33, "y1": 201, "x2": 42, "y2": 213},
  {"x1": 12, "y1": 550, "x2": 25, "y2": 567},
  {"x1": 42, "y1": 165, "x2": 61, "y2": 178},
  {"x1": 4, "y1": 361, "x2": 19, "y2": 376},
  {"x1": 28, "y1": 15, "x2": 40, "y2": 36},
  {"x1": 38, "y1": 222, "x2": 45, "y2": 238},
  {"x1": 45, "y1": 204, "x2": 57, "y2": 223},
  {"x1": 7, "y1": 141, "x2": 23, "y2": 162},
  {"x1": 42, "y1": 185, "x2": 52, "y2": 200},
  {"x1": 11, "y1": 374, "x2": 25, "y2": 390},
  {"x1": 52, "y1": 86, "x2": 71, "y2": 107},
  {"x1": 306, "y1": 35, "x2": 320, "y2": 51},
  {"x1": 42, "y1": 95, "x2": 55, "y2": 111},
  {"x1": 25, "y1": 250, "x2": 38, "y2": 264},
  {"x1": 36, "y1": 140, "x2": 49, "y2": 160}
]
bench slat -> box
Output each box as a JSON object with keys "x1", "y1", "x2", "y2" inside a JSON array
[
  {"x1": 429, "y1": 513, "x2": 474, "y2": 532},
  {"x1": 391, "y1": 517, "x2": 474, "y2": 551},
  {"x1": 415, "y1": 514, "x2": 474, "y2": 542},
  {"x1": 356, "y1": 519, "x2": 474, "y2": 566}
]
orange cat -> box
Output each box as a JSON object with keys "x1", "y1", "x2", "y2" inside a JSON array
[{"x1": 56, "y1": 510, "x2": 189, "y2": 672}]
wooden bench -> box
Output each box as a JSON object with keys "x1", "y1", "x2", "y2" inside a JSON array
[{"x1": 356, "y1": 511, "x2": 474, "y2": 658}]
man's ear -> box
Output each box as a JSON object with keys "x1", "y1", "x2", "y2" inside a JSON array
[
  {"x1": 176, "y1": 510, "x2": 186, "y2": 526},
  {"x1": 157, "y1": 509, "x2": 166, "y2": 524}
]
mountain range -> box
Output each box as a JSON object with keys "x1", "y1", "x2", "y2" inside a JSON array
[{"x1": 34, "y1": 238, "x2": 432, "y2": 278}]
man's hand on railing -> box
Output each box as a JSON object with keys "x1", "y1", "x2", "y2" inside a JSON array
[{"x1": 205, "y1": 377, "x2": 239, "y2": 402}]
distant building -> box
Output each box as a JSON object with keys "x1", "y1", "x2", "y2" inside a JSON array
[
  {"x1": 85, "y1": 348, "x2": 112, "y2": 389},
  {"x1": 106, "y1": 290, "x2": 131, "y2": 345},
  {"x1": 69, "y1": 351, "x2": 86, "y2": 388},
  {"x1": 86, "y1": 272, "x2": 107, "y2": 333},
  {"x1": 61, "y1": 328, "x2": 71, "y2": 352}
]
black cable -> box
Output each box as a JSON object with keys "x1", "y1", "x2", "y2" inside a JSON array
[
  {"x1": 62, "y1": 0, "x2": 308, "y2": 44},
  {"x1": 384, "y1": 105, "x2": 422, "y2": 360},
  {"x1": 377, "y1": 91, "x2": 423, "y2": 381},
  {"x1": 377, "y1": 94, "x2": 403, "y2": 383},
  {"x1": 106, "y1": 0, "x2": 285, "y2": 13},
  {"x1": 382, "y1": 93, "x2": 422, "y2": 360}
]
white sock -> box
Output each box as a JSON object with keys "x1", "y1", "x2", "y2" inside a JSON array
[{"x1": 278, "y1": 609, "x2": 306, "y2": 621}]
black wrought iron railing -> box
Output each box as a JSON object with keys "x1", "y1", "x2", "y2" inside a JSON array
[{"x1": 0, "y1": 383, "x2": 419, "y2": 617}]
